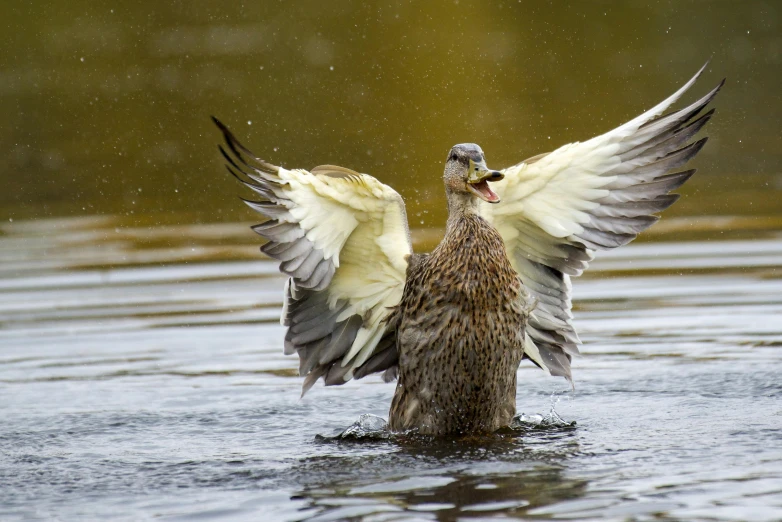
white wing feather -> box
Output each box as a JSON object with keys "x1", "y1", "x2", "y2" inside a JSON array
[
  {"x1": 483, "y1": 64, "x2": 724, "y2": 381},
  {"x1": 215, "y1": 121, "x2": 411, "y2": 393}
]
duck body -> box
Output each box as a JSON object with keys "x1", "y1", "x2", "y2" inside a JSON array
[
  {"x1": 214, "y1": 65, "x2": 722, "y2": 437},
  {"x1": 389, "y1": 211, "x2": 532, "y2": 435}
]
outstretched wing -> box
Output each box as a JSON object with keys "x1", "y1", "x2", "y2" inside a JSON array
[
  {"x1": 483, "y1": 64, "x2": 724, "y2": 382},
  {"x1": 214, "y1": 118, "x2": 412, "y2": 394}
]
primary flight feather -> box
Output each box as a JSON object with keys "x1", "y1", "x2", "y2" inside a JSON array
[{"x1": 214, "y1": 64, "x2": 723, "y2": 435}]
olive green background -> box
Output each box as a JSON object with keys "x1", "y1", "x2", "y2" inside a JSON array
[{"x1": 2, "y1": 0, "x2": 780, "y2": 233}]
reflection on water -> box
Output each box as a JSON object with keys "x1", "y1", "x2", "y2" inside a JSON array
[
  {"x1": 296, "y1": 424, "x2": 585, "y2": 521},
  {"x1": 1, "y1": 217, "x2": 781, "y2": 520}
]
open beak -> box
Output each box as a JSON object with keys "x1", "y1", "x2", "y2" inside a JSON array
[{"x1": 466, "y1": 158, "x2": 504, "y2": 204}]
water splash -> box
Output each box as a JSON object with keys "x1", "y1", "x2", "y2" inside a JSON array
[
  {"x1": 511, "y1": 392, "x2": 576, "y2": 430},
  {"x1": 321, "y1": 414, "x2": 391, "y2": 441},
  {"x1": 322, "y1": 399, "x2": 575, "y2": 443}
]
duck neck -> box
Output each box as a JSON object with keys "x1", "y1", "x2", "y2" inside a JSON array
[{"x1": 445, "y1": 189, "x2": 480, "y2": 231}]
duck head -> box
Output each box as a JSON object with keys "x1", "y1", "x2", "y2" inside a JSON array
[{"x1": 443, "y1": 143, "x2": 504, "y2": 204}]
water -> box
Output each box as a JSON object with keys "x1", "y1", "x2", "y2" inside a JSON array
[
  {"x1": 2, "y1": 1, "x2": 782, "y2": 519},
  {"x1": 1, "y1": 217, "x2": 781, "y2": 521}
]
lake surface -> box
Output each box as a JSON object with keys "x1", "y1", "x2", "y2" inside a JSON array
[
  {"x1": 2, "y1": 1, "x2": 782, "y2": 519},
  {"x1": 1, "y1": 217, "x2": 780, "y2": 521}
]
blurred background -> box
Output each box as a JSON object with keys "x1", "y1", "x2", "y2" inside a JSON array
[
  {"x1": 2, "y1": 2, "x2": 782, "y2": 521},
  {"x1": 2, "y1": 0, "x2": 780, "y2": 240}
]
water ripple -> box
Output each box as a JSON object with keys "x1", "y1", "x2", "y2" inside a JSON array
[{"x1": 1, "y1": 219, "x2": 781, "y2": 520}]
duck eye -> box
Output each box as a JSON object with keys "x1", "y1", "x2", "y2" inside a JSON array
[{"x1": 449, "y1": 153, "x2": 458, "y2": 161}]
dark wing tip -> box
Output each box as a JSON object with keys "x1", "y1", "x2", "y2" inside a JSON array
[
  {"x1": 699, "y1": 78, "x2": 726, "y2": 112},
  {"x1": 700, "y1": 107, "x2": 716, "y2": 121},
  {"x1": 713, "y1": 77, "x2": 727, "y2": 97},
  {"x1": 211, "y1": 116, "x2": 280, "y2": 176},
  {"x1": 211, "y1": 116, "x2": 233, "y2": 138},
  {"x1": 690, "y1": 136, "x2": 709, "y2": 154},
  {"x1": 211, "y1": 116, "x2": 242, "y2": 151}
]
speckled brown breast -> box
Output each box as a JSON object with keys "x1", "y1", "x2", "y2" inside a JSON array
[{"x1": 388, "y1": 213, "x2": 529, "y2": 435}]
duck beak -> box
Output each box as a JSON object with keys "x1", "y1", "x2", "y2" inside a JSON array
[{"x1": 467, "y1": 158, "x2": 504, "y2": 204}]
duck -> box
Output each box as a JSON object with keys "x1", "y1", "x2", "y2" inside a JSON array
[{"x1": 213, "y1": 64, "x2": 723, "y2": 436}]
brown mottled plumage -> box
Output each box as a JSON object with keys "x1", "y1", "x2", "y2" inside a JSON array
[{"x1": 389, "y1": 211, "x2": 534, "y2": 435}]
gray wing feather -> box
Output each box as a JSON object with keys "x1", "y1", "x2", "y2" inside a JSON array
[
  {"x1": 619, "y1": 110, "x2": 713, "y2": 164},
  {"x1": 252, "y1": 222, "x2": 304, "y2": 243},
  {"x1": 604, "y1": 138, "x2": 706, "y2": 184},
  {"x1": 263, "y1": 237, "x2": 313, "y2": 261},
  {"x1": 352, "y1": 332, "x2": 398, "y2": 380},
  {"x1": 299, "y1": 261, "x2": 335, "y2": 291},
  {"x1": 317, "y1": 316, "x2": 364, "y2": 364},
  {"x1": 589, "y1": 194, "x2": 679, "y2": 219},
  {"x1": 281, "y1": 248, "x2": 323, "y2": 277}
]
